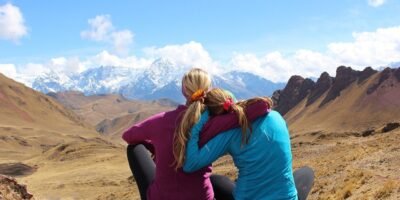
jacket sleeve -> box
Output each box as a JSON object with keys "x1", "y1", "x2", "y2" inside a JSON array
[
  {"x1": 199, "y1": 100, "x2": 270, "y2": 147},
  {"x1": 122, "y1": 112, "x2": 164, "y2": 145},
  {"x1": 183, "y1": 110, "x2": 234, "y2": 173}
]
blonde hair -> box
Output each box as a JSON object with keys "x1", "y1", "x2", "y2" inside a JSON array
[
  {"x1": 173, "y1": 85, "x2": 274, "y2": 169},
  {"x1": 206, "y1": 88, "x2": 274, "y2": 145},
  {"x1": 205, "y1": 88, "x2": 252, "y2": 145},
  {"x1": 173, "y1": 68, "x2": 211, "y2": 169}
]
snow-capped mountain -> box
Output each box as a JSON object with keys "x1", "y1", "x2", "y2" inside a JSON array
[
  {"x1": 32, "y1": 71, "x2": 76, "y2": 94},
  {"x1": 119, "y1": 58, "x2": 185, "y2": 100},
  {"x1": 74, "y1": 66, "x2": 137, "y2": 95},
  {"x1": 213, "y1": 71, "x2": 286, "y2": 100},
  {"x1": 32, "y1": 59, "x2": 285, "y2": 102}
]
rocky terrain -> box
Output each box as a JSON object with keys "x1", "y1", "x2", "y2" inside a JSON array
[{"x1": 0, "y1": 175, "x2": 33, "y2": 200}]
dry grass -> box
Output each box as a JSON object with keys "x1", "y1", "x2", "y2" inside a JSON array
[
  {"x1": 2, "y1": 71, "x2": 400, "y2": 199},
  {"x1": 374, "y1": 181, "x2": 397, "y2": 199},
  {"x1": 290, "y1": 128, "x2": 400, "y2": 200}
]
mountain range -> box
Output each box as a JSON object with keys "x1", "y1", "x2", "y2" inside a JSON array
[
  {"x1": 32, "y1": 58, "x2": 285, "y2": 102},
  {"x1": 273, "y1": 65, "x2": 400, "y2": 133},
  {"x1": 1, "y1": 64, "x2": 400, "y2": 199}
]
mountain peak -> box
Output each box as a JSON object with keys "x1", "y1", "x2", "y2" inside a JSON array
[
  {"x1": 306, "y1": 72, "x2": 334, "y2": 106},
  {"x1": 367, "y1": 67, "x2": 400, "y2": 94},
  {"x1": 319, "y1": 66, "x2": 361, "y2": 106},
  {"x1": 274, "y1": 75, "x2": 315, "y2": 115},
  {"x1": 274, "y1": 66, "x2": 399, "y2": 120},
  {"x1": 152, "y1": 57, "x2": 175, "y2": 66},
  {"x1": 274, "y1": 66, "x2": 387, "y2": 114},
  {"x1": 32, "y1": 62, "x2": 282, "y2": 102},
  {"x1": 358, "y1": 67, "x2": 378, "y2": 84}
]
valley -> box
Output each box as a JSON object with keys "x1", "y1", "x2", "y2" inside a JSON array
[{"x1": 1, "y1": 65, "x2": 400, "y2": 199}]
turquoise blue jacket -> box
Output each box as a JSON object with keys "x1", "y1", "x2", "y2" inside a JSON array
[{"x1": 183, "y1": 110, "x2": 298, "y2": 200}]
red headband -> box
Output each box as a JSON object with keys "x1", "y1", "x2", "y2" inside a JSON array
[{"x1": 223, "y1": 98, "x2": 233, "y2": 111}]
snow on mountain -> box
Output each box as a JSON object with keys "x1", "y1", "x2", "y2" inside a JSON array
[
  {"x1": 74, "y1": 66, "x2": 138, "y2": 95},
  {"x1": 212, "y1": 71, "x2": 286, "y2": 100},
  {"x1": 32, "y1": 59, "x2": 285, "y2": 102},
  {"x1": 32, "y1": 71, "x2": 76, "y2": 94},
  {"x1": 140, "y1": 58, "x2": 183, "y2": 90}
]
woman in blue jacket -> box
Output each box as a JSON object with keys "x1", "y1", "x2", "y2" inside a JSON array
[{"x1": 175, "y1": 88, "x2": 298, "y2": 200}]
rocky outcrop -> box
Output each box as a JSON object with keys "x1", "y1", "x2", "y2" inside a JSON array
[
  {"x1": 271, "y1": 90, "x2": 281, "y2": 108},
  {"x1": 273, "y1": 66, "x2": 387, "y2": 115},
  {"x1": 0, "y1": 175, "x2": 34, "y2": 199},
  {"x1": 358, "y1": 67, "x2": 377, "y2": 84},
  {"x1": 320, "y1": 66, "x2": 360, "y2": 107},
  {"x1": 367, "y1": 67, "x2": 394, "y2": 94},
  {"x1": 382, "y1": 122, "x2": 400, "y2": 133},
  {"x1": 306, "y1": 72, "x2": 333, "y2": 106},
  {"x1": 274, "y1": 76, "x2": 315, "y2": 115},
  {"x1": 394, "y1": 67, "x2": 400, "y2": 82}
]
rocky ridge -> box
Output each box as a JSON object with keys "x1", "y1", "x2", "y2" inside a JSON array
[{"x1": 272, "y1": 66, "x2": 400, "y2": 115}]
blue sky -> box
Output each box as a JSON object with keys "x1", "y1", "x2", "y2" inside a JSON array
[{"x1": 1, "y1": 0, "x2": 400, "y2": 83}]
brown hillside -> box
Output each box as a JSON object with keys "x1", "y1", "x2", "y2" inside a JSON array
[
  {"x1": 48, "y1": 91, "x2": 175, "y2": 141},
  {"x1": 275, "y1": 66, "x2": 400, "y2": 133},
  {"x1": 0, "y1": 73, "x2": 139, "y2": 199},
  {"x1": 283, "y1": 67, "x2": 400, "y2": 134},
  {"x1": 0, "y1": 74, "x2": 93, "y2": 134}
]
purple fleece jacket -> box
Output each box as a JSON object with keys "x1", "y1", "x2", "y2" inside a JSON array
[{"x1": 122, "y1": 101, "x2": 270, "y2": 200}]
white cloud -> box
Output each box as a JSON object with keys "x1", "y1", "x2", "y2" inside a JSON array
[
  {"x1": 1, "y1": 58, "x2": 86, "y2": 86},
  {"x1": 24, "y1": 63, "x2": 48, "y2": 76},
  {"x1": 87, "y1": 42, "x2": 218, "y2": 73},
  {"x1": 89, "y1": 50, "x2": 151, "y2": 68},
  {"x1": 5, "y1": 25, "x2": 400, "y2": 85},
  {"x1": 143, "y1": 41, "x2": 220, "y2": 74},
  {"x1": 328, "y1": 26, "x2": 400, "y2": 67},
  {"x1": 81, "y1": 15, "x2": 134, "y2": 55},
  {"x1": 81, "y1": 15, "x2": 113, "y2": 41},
  {"x1": 230, "y1": 51, "x2": 338, "y2": 82},
  {"x1": 47, "y1": 57, "x2": 86, "y2": 74},
  {"x1": 0, "y1": 3, "x2": 27, "y2": 42},
  {"x1": 368, "y1": 0, "x2": 385, "y2": 7},
  {"x1": 13, "y1": 63, "x2": 47, "y2": 85},
  {"x1": 0, "y1": 63, "x2": 47, "y2": 86},
  {"x1": 230, "y1": 26, "x2": 400, "y2": 82},
  {"x1": 111, "y1": 30, "x2": 134, "y2": 55},
  {"x1": 0, "y1": 64, "x2": 17, "y2": 78},
  {"x1": 2, "y1": 51, "x2": 153, "y2": 87}
]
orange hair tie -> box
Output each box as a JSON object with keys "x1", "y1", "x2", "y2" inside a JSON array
[{"x1": 191, "y1": 89, "x2": 206, "y2": 102}]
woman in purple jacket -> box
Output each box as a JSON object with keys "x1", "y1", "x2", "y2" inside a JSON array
[{"x1": 122, "y1": 68, "x2": 270, "y2": 200}]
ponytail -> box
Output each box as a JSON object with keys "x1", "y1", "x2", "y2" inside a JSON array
[
  {"x1": 230, "y1": 103, "x2": 251, "y2": 146},
  {"x1": 173, "y1": 101, "x2": 205, "y2": 169},
  {"x1": 173, "y1": 68, "x2": 211, "y2": 170}
]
